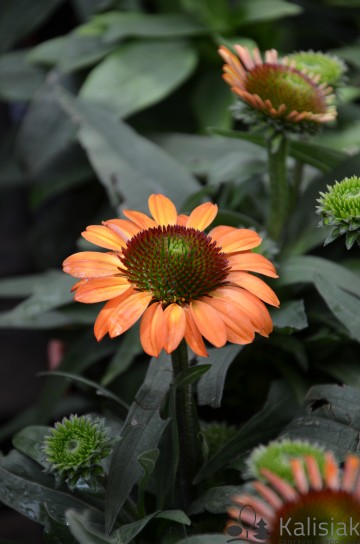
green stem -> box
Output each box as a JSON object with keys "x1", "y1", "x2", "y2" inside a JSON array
[
  {"x1": 171, "y1": 340, "x2": 199, "y2": 507},
  {"x1": 266, "y1": 134, "x2": 290, "y2": 241}
]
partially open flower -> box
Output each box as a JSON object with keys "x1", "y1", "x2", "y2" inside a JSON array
[
  {"x1": 43, "y1": 415, "x2": 113, "y2": 490},
  {"x1": 317, "y1": 176, "x2": 360, "y2": 249},
  {"x1": 285, "y1": 51, "x2": 347, "y2": 87},
  {"x1": 63, "y1": 194, "x2": 279, "y2": 358},
  {"x1": 219, "y1": 45, "x2": 337, "y2": 133},
  {"x1": 226, "y1": 453, "x2": 360, "y2": 544}
]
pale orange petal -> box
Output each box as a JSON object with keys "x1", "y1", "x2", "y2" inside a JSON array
[
  {"x1": 140, "y1": 302, "x2": 165, "y2": 357},
  {"x1": 82, "y1": 225, "x2": 125, "y2": 251},
  {"x1": 94, "y1": 292, "x2": 132, "y2": 341},
  {"x1": 184, "y1": 307, "x2": 208, "y2": 357},
  {"x1": 104, "y1": 219, "x2": 141, "y2": 241},
  {"x1": 122, "y1": 209, "x2": 156, "y2": 230},
  {"x1": 212, "y1": 287, "x2": 273, "y2": 336},
  {"x1": 63, "y1": 251, "x2": 121, "y2": 278},
  {"x1": 206, "y1": 297, "x2": 255, "y2": 344},
  {"x1": 227, "y1": 271, "x2": 280, "y2": 306},
  {"x1": 148, "y1": 194, "x2": 177, "y2": 226},
  {"x1": 228, "y1": 253, "x2": 278, "y2": 278},
  {"x1": 208, "y1": 225, "x2": 237, "y2": 244},
  {"x1": 177, "y1": 214, "x2": 189, "y2": 226},
  {"x1": 190, "y1": 300, "x2": 227, "y2": 348},
  {"x1": 186, "y1": 202, "x2": 218, "y2": 231},
  {"x1": 215, "y1": 229, "x2": 262, "y2": 253},
  {"x1": 163, "y1": 303, "x2": 186, "y2": 353},
  {"x1": 107, "y1": 290, "x2": 153, "y2": 338},
  {"x1": 73, "y1": 276, "x2": 130, "y2": 303}
]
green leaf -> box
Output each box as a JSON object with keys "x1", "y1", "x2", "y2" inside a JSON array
[
  {"x1": 189, "y1": 485, "x2": 243, "y2": 515},
  {"x1": 59, "y1": 31, "x2": 114, "y2": 73},
  {"x1": 101, "y1": 323, "x2": 143, "y2": 386},
  {"x1": 191, "y1": 72, "x2": 232, "y2": 133},
  {"x1": 0, "y1": 271, "x2": 74, "y2": 328},
  {"x1": 278, "y1": 256, "x2": 360, "y2": 298},
  {"x1": 12, "y1": 426, "x2": 49, "y2": 466},
  {"x1": 211, "y1": 129, "x2": 346, "y2": 172},
  {"x1": 0, "y1": 51, "x2": 44, "y2": 101},
  {"x1": 102, "y1": 12, "x2": 207, "y2": 42},
  {"x1": 173, "y1": 365, "x2": 211, "y2": 390},
  {"x1": 314, "y1": 274, "x2": 360, "y2": 341},
  {"x1": 271, "y1": 300, "x2": 308, "y2": 333},
  {"x1": 0, "y1": 0, "x2": 65, "y2": 53},
  {"x1": 283, "y1": 384, "x2": 360, "y2": 459},
  {"x1": 0, "y1": 271, "x2": 60, "y2": 298},
  {"x1": 197, "y1": 345, "x2": 242, "y2": 408},
  {"x1": 235, "y1": 0, "x2": 302, "y2": 25},
  {"x1": 137, "y1": 449, "x2": 160, "y2": 518},
  {"x1": 0, "y1": 450, "x2": 101, "y2": 526},
  {"x1": 194, "y1": 381, "x2": 299, "y2": 483},
  {"x1": 66, "y1": 510, "x2": 112, "y2": 544},
  {"x1": 157, "y1": 510, "x2": 191, "y2": 525},
  {"x1": 105, "y1": 352, "x2": 172, "y2": 533},
  {"x1": 28, "y1": 36, "x2": 67, "y2": 66},
  {"x1": 113, "y1": 512, "x2": 159, "y2": 544},
  {"x1": 80, "y1": 40, "x2": 197, "y2": 118},
  {"x1": 58, "y1": 91, "x2": 199, "y2": 210}
]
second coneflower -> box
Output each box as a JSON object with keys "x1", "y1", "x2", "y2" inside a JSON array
[
  {"x1": 219, "y1": 45, "x2": 337, "y2": 132},
  {"x1": 63, "y1": 194, "x2": 279, "y2": 358}
]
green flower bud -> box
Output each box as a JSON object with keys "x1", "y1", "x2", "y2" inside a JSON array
[{"x1": 285, "y1": 51, "x2": 347, "y2": 87}]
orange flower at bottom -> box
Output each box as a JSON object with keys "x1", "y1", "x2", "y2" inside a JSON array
[{"x1": 63, "y1": 194, "x2": 279, "y2": 357}]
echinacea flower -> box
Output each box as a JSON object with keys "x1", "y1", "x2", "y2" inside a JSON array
[
  {"x1": 43, "y1": 415, "x2": 113, "y2": 490},
  {"x1": 285, "y1": 50, "x2": 346, "y2": 87},
  {"x1": 63, "y1": 194, "x2": 279, "y2": 357},
  {"x1": 317, "y1": 176, "x2": 360, "y2": 249},
  {"x1": 219, "y1": 45, "x2": 337, "y2": 133},
  {"x1": 226, "y1": 453, "x2": 360, "y2": 543}
]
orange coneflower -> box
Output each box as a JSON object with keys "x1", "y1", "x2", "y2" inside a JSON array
[
  {"x1": 63, "y1": 194, "x2": 279, "y2": 358},
  {"x1": 226, "y1": 454, "x2": 360, "y2": 544},
  {"x1": 219, "y1": 45, "x2": 337, "y2": 131}
]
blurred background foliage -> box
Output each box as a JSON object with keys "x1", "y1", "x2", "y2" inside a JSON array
[{"x1": 1, "y1": 0, "x2": 360, "y2": 541}]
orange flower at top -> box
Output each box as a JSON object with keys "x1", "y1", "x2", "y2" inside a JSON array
[
  {"x1": 219, "y1": 45, "x2": 337, "y2": 128},
  {"x1": 63, "y1": 195, "x2": 279, "y2": 358}
]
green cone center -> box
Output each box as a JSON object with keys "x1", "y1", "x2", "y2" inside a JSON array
[
  {"x1": 246, "y1": 64, "x2": 326, "y2": 115},
  {"x1": 121, "y1": 225, "x2": 230, "y2": 304}
]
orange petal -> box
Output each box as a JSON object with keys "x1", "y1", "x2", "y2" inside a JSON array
[
  {"x1": 215, "y1": 229, "x2": 262, "y2": 253},
  {"x1": 206, "y1": 297, "x2": 255, "y2": 344},
  {"x1": 177, "y1": 214, "x2": 189, "y2": 226},
  {"x1": 63, "y1": 251, "x2": 121, "y2": 278},
  {"x1": 163, "y1": 303, "x2": 186, "y2": 353},
  {"x1": 82, "y1": 225, "x2": 125, "y2": 251},
  {"x1": 184, "y1": 307, "x2": 208, "y2": 357},
  {"x1": 140, "y1": 302, "x2": 165, "y2": 357},
  {"x1": 148, "y1": 194, "x2": 177, "y2": 226},
  {"x1": 73, "y1": 276, "x2": 130, "y2": 303},
  {"x1": 208, "y1": 225, "x2": 236, "y2": 244},
  {"x1": 94, "y1": 292, "x2": 131, "y2": 341},
  {"x1": 228, "y1": 253, "x2": 278, "y2": 278},
  {"x1": 104, "y1": 219, "x2": 141, "y2": 241},
  {"x1": 190, "y1": 300, "x2": 227, "y2": 348},
  {"x1": 186, "y1": 202, "x2": 218, "y2": 231},
  {"x1": 107, "y1": 290, "x2": 153, "y2": 338},
  {"x1": 212, "y1": 287, "x2": 273, "y2": 336},
  {"x1": 227, "y1": 271, "x2": 280, "y2": 307},
  {"x1": 122, "y1": 209, "x2": 156, "y2": 230}
]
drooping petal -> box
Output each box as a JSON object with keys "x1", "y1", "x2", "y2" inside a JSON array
[
  {"x1": 228, "y1": 253, "x2": 278, "y2": 278},
  {"x1": 107, "y1": 290, "x2": 153, "y2": 338},
  {"x1": 140, "y1": 302, "x2": 165, "y2": 357},
  {"x1": 81, "y1": 225, "x2": 125, "y2": 251},
  {"x1": 186, "y1": 202, "x2": 218, "y2": 231},
  {"x1": 148, "y1": 194, "x2": 177, "y2": 226},
  {"x1": 73, "y1": 276, "x2": 130, "y2": 303},
  {"x1": 163, "y1": 303, "x2": 186, "y2": 353},
  {"x1": 261, "y1": 468, "x2": 299, "y2": 501},
  {"x1": 324, "y1": 452, "x2": 339, "y2": 490},
  {"x1": 184, "y1": 307, "x2": 208, "y2": 357},
  {"x1": 104, "y1": 219, "x2": 141, "y2": 241},
  {"x1": 227, "y1": 271, "x2": 280, "y2": 306},
  {"x1": 215, "y1": 229, "x2": 262, "y2": 253},
  {"x1": 94, "y1": 292, "x2": 132, "y2": 341},
  {"x1": 190, "y1": 300, "x2": 227, "y2": 348},
  {"x1": 63, "y1": 252, "x2": 121, "y2": 278},
  {"x1": 122, "y1": 209, "x2": 157, "y2": 230},
  {"x1": 206, "y1": 297, "x2": 255, "y2": 344}
]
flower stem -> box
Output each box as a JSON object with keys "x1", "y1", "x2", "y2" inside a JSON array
[
  {"x1": 171, "y1": 340, "x2": 199, "y2": 507},
  {"x1": 266, "y1": 134, "x2": 290, "y2": 241}
]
